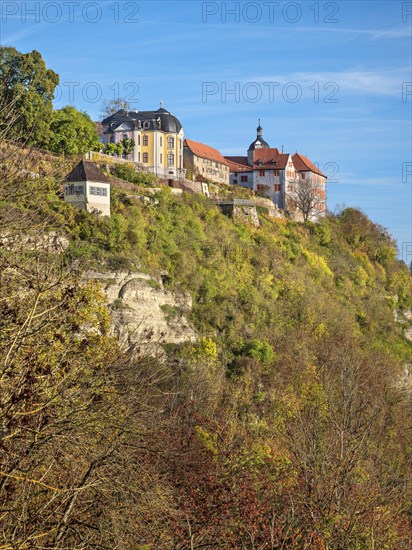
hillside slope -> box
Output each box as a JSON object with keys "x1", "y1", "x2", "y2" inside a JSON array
[{"x1": 1, "y1": 152, "x2": 412, "y2": 549}]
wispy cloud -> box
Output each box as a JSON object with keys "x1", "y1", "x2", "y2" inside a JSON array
[
  {"x1": 1, "y1": 23, "x2": 49, "y2": 44},
  {"x1": 246, "y1": 68, "x2": 410, "y2": 97},
  {"x1": 201, "y1": 23, "x2": 411, "y2": 41},
  {"x1": 325, "y1": 26, "x2": 412, "y2": 39}
]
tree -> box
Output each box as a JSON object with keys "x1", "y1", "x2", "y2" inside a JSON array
[
  {"x1": 0, "y1": 47, "x2": 59, "y2": 146},
  {"x1": 105, "y1": 142, "x2": 118, "y2": 155},
  {"x1": 288, "y1": 177, "x2": 326, "y2": 221},
  {"x1": 100, "y1": 97, "x2": 131, "y2": 119},
  {"x1": 115, "y1": 140, "x2": 124, "y2": 156},
  {"x1": 0, "y1": 103, "x2": 178, "y2": 547},
  {"x1": 121, "y1": 136, "x2": 135, "y2": 157},
  {"x1": 47, "y1": 106, "x2": 101, "y2": 155}
]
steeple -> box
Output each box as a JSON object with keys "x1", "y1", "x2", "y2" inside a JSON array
[
  {"x1": 257, "y1": 119, "x2": 263, "y2": 137},
  {"x1": 247, "y1": 119, "x2": 270, "y2": 164}
]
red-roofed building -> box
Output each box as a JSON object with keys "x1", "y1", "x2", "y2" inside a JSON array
[
  {"x1": 224, "y1": 122, "x2": 327, "y2": 219},
  {"x1": 292, "y1": 153, "x2": 326, "y2": 179},
  {"x1": 184, "y1": 138, "x2": 229, "y2": 185},
  {"x1": 225, "y1": 156, "x2": 254, "y2": 189}
]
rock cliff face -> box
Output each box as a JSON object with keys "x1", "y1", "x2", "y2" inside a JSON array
[
  {"x1": 394, "y1": 308, "x2": 412, "y2": 342},
  {"x1": 232, "y1": 205, "x2": 260, "y2": 227},
  {"x1": 91, "y1": 271, "x2": 197, "y2": 354}
]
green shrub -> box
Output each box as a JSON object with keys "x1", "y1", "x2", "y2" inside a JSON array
[
  {"x1": 147, "y1": 278, "x2": 161, "y2": 289},
  {"x1": 111, "y1": 162, "x2": 157, "y2": 186},
  {"x1": 160, "y1": 304, "x2": 183, "y2": 321},
  {"x1": 111, "y1": 298, "x2": 130, "y2": 310},
  {"x1": 107, "y1": 256, "x2": 134, "y2": 272},
  {"x1": 241, "y1": 339, "x2": 276, "y2": 365}
]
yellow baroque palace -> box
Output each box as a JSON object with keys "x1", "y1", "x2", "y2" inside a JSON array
[{"x1": 101, "y1": 104, "x2": 185, "y2": 181}]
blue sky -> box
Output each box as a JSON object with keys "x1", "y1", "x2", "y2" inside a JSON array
[{"x1": 1, "y1": 0, "x2": 411, "y2": 259}]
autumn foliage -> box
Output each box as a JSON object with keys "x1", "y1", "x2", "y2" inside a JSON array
[{"x1": 1, "y1": 132, "x2": 411, "y2": 547}]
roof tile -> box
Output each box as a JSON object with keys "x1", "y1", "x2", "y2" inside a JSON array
[
  {"x1": 253, "y1": 149, "x2": 288, "y2": 169},
  {"x1": 184, "y1": 139, "x2": 229, "y2": 166},
  {"x1": 292, "y1": 153, "x2": 327, "y2": 177}
]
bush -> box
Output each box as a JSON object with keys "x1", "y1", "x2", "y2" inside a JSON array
[
  {"x1": 242, "y1": 339, "x2": 276, "y2": 365},
  {"x1": 111, "y1": 162, "x2": 157, "y2": 186},
  {"x1": 160, "y1": 304, "x2": 183, "y2": 321},
  {"x1": 107, "y1": 256, "x2": 134, "y2": 271}
]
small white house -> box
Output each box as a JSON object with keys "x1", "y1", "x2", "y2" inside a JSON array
[{"x1": 64, "y1": 160, "x2": 111, "y2": 217}]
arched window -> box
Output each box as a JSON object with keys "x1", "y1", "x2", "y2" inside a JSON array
[
  {"x1": 168, "y1": 153, "x2": 174, "y2": 166},
  {"x1": 143, "y1": 135, "x2": 149, "y2": 146},
  {"x1": 167, "y1": 136, "x2": 174, "y2": 148}
]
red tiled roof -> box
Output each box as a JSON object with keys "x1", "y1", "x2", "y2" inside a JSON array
[
  {"x1": 184, "y1": 139, "x2": 229, "y2": 166},
  {"x1": 225, "y1": 149, "x2": 327, "y2": 177},
  {"x1": 253, "y1": 149, "x2": 289, "y2": 170},
  {"x1": 292, "y1": 153, "x2": 327, "y2": 178}
]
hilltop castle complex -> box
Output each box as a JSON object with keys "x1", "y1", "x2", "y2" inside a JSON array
[
  {"x1": 73, "y1": 105, "x2": 326, "y2": 219},
  {"x1": 224, "y1": 121, "x2": 327, "y2": 216}
]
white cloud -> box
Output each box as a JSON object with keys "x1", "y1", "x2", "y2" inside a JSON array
[
  {"x1": 247, "y1": 68, "x2": 410, "y2": 97},
  {"x1": 1, "y1": 23, "x2": 48, "y2": 44}
]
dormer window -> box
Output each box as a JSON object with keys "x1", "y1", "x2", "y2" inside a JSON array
[{"x1": 143, "y1": 121, "x2": 150, "y2": 129}]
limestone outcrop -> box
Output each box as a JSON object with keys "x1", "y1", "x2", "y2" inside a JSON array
[{"x1": 91, "y1": 271, "x2": 197, "y2": 354}]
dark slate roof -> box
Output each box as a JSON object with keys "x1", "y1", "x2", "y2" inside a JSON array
[
  {"x1": 248, "y1": 137, "x2": 270, "y2": 151},
  {"x1": 224, "y1": 155, "x2": 249, "y2": 165},
  {"x1": 65, "y1": 160, "x2": 112, "y2": 184},
  {"x1": 225, "y1": 157, "x2": 253, "y2": 172},
  {"x1": 102, "y1": 107, "x2": 183, "y2": 134}
]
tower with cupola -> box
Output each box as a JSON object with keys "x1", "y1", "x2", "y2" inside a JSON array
[{"x1": 247, "y1": 119, "x2": 270, "y2": 164}]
